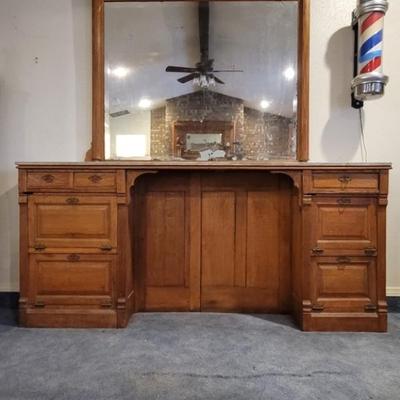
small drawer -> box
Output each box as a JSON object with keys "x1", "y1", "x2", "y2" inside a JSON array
[
  {"x1": 310, "y1": 257, "x2": 377, "y2": 313},
  {"x1": 29, "y1": 253, "x2": 115, "y2": 307},
  {"x1": 73, "y1": 172, "x2": 117, "y2": 192},
  {"x1": 309, "y1": 172, "x2": 379, "y2": 193},
  {"x1": 27, "y1": 171, "x2": 73, "y2": 190}
]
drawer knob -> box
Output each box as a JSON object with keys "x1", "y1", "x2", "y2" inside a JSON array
[
  {"x1": 337, "y1": 198, "x2": 352, "y2": 205},
  {"x1": 336, "y1": 256, "x2": 351, "y2": 264},
  {"x1": 41, "y1": 174, "x2": 55, "y2": 183},
  {"x1": 338, "y1": 175, "x2": 352, "y2": 184},
  {"x1": 34, "y1": 243, "x2": 46, "y2": 251},
  {"x1": 364, "y1": 247, "x2": 377, "y2": 256},
  {"x1": 88, "y1": 175, "x2": 103, "y2": 183},
  {"x1": 312, "y1": 247, "x2": 324, "y2": 255},
  {"x1": 66, "y1": 197, "x2": 79, "y2": 205},
  {"x1": 100, "y1": 244, "x2": 113, "y2": 251},
  {"x1": 67, "y1": 254, "x2": 80, "y2": 262}
]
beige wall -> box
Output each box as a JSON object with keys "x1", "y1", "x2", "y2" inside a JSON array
[{"x1": 0, "y1": 0, "x2": 399, "y2": 294}]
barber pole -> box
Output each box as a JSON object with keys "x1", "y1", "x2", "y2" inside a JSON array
[{"x1": 352, "y1": 0, "x2": 389, "y2": 102}]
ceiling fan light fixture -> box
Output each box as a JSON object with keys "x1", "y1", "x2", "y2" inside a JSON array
[
  {"x1": 109, "y1": 66, "x2": 130, "y2": 79},
  {"x1": 260, "y1": 99, "x2": 271, "y2": 109},
  {"x1": 138, "y1": 98, "x2": 152, "y2": 109},
  {"x1": 283, "y1": 66, "x2": 296, "y2": 81},
  {"x1": 199, "y1": 75, "x2": 208, "y2": 88}
]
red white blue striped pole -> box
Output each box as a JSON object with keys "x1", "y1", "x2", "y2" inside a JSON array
[{"x1": 352, "y1": 0, "x2": 389, "y2": 101}]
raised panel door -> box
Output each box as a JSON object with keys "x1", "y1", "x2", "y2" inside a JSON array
[
  {"x1": 135, "y1": 174, "x2": 192, "y2": 311},
  {"x1": 28, "y1": 195, "x2": 117, "y2": 252},
  {"x1": 310, "y1": 257, "x2": 377, "y2": 313},
  {"x1": 200, "y1": 173, "x2": 292, "y2": 312},
  {"x1": 310, "y1": 197, "x2": 377, "y2": 256},
  {"x1": 30, "y1": 253, "x2": 115, "y2": 307}
]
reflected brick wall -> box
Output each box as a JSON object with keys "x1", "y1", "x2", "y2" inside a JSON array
[{"x1": 150, "y1": 90, "x2": 296, "y2": 160}]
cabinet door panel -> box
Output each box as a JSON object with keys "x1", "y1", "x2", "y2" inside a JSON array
[
  {"x1": 136, "y1": 174, "x2": 192, "y2": 311},
  {"x1": 311, "y1": 257, "x2": 377, "y2": 312},
  {"x1": 30, "y1": 254, "x2": 115, "y2": 306},
  {"x1": 311, "y1": 197, "x2": 377, "y2": 255},
  {"x1": 200, "y1": 173, "x2": 292, "y2": 313},
  {"x1": 29, "y1": 195, "x2": 117, "y2": 252},
  {"x1": 201, "y1": 191, "x2": 236, "y2": 287}
]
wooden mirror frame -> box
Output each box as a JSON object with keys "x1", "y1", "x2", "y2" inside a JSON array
[{"x1": 89, "y1": 0, "x2": 310, "y2": 161}]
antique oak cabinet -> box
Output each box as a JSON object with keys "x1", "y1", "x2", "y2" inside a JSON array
[
  {"x1": 16, "y1": 0, "x2": 391, "y2": 332},
  {"x1": 17, "y1": 161, "x2": 390, "y2": 331}
]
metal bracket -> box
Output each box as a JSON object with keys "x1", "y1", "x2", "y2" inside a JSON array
[
  {"x1": 312, "y1": 304, "x2": 325, "y2": 312},
  {"x1": 101, "y1": 300, "x2": 113, "y2": 308},
  {"x1": 352, "y1": 21, "x2": 364, "y2": 109},
  {"x1": 312, "y1": 247, "x2": 324, "y2": 256},
  {"x1": 364, "y1": 247, "x2": 377, "y2": 256},
  {"x1": 34, "y1": 243, "x2": 46, "y2": 251},
  {"x1": 34, "y1": 301, "x2": 45, "y2": 308},
  {"x1": 364, "y1": 304, "x2": 378, "y2": 312}
]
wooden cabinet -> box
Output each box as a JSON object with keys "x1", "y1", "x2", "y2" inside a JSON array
[{"x1": 17, "y1": 162, "x2": 390, "y2": 331}]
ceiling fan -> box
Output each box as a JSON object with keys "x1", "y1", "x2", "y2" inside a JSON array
[{"x1": 165, "y1": 1, "x2": 242, "y2": 87}]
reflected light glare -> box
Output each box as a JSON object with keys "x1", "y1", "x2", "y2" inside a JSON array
[
  {"x1": 292, "y1": 97, "x2": 298, "y2": 111},
  {"x1": 138, "y1": 98, "x2": 152, "y2": 109},
  {"x1": 283, "y1": 67, "x2": 296, "y2": 81},
  {"x1": 109, "y1": 66, "x2": 130, "y2": 78},
  {"x1": 260, "y1": 100, "x2": 271, "y2": 109},
  {"x1": 116, "y1": 134, "x2": 146, "y2": 158}
]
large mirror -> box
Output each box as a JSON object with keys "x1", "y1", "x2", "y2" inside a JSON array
[{"x1": 93, "y1": 0, "x2": 309, "y2": 161}]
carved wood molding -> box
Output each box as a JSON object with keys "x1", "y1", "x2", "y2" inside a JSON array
[
  {"x1": 302, "y1": 300, "x2": 312, "y2": 313},
  {"x1": 18, "y1": 195, "x2": 28, "y2": 204},
  {"x1": 378, "y1": 195, "x2": 388, "y2": 206},
  {"x1": 271, "y1": 170, "x2": 303, "y2": 207},
  {"x1": 126, "y1": 170, "x2": 158, "y2": 202},
  {"x1": 271, "y1": 170, "x2": 302, "y2": 192}
]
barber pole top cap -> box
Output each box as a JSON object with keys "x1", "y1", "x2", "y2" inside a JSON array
[{"x1": 354, "y1": 0, "x2": 388, "y2": 20}]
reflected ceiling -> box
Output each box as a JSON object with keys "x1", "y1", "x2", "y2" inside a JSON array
[{"x1": 105, "y1": 1, "x2": 298, "y2": 117}]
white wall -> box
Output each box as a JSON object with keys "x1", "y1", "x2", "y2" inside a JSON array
[
  {"x1": 0, "y1": 0, "x2": 399, "y2": 294},
  {"x1": 0, "y1": 0, "x2": 91, "y2": 290}
]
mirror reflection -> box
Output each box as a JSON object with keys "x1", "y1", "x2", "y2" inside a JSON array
[{"x1": 105, "y1": 1, "x2": 298, "y2": 161}]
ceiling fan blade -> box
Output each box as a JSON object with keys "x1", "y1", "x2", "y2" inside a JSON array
[
  {"x1": 166, "y1": 66, "x2": 197, "y2": 73},
  {"x1": 212, "y1": 75, "x2": 225, "y2": 84},
  {"x1": 198, "y1": 1, "x2": 210, "y2": 63},
  {"x1": 178, "y1": 73, "x2": 198, "y2": 83},
  {"x1": 213, "y1": 70, "x2": 244, "y2": 73}
]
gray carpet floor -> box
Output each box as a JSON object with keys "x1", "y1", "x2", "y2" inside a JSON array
[{"x1": 0, "y1": 310, "x2": 399, "y2": 400}]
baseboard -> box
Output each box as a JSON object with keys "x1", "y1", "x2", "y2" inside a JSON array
[
  {"x1": 0, "y1": 292, "x2": 399, "y2": 313},
  {"x1": 386, "y1": 287, "x2": 400, "y2": 296},
  {"x1": 0, "y1": 292, "x2": 19, "y2": 309}
]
